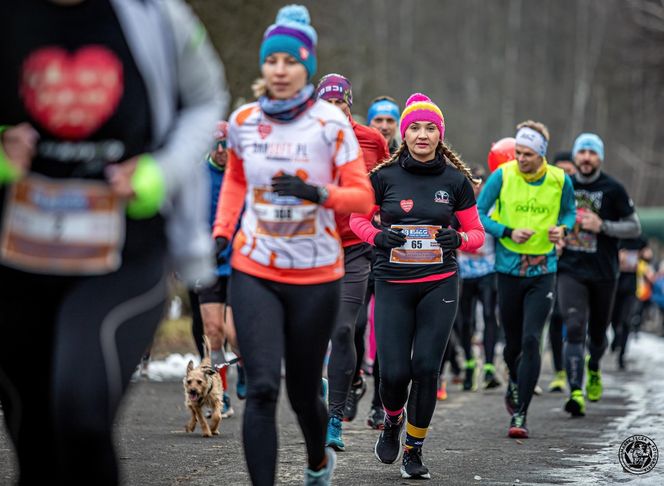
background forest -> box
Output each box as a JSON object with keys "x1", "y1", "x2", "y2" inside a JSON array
[{"x1": 189, "y1": 0, "x2": 664, "y2": 206}]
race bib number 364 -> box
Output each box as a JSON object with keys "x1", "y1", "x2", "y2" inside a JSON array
[
  {"x1": 389, "y1": 225, "x2": 443, "y2": 265},
  {"x1": 253, "y1": 187, "x2": 318, "y2": 238},
  {"x1": 0, "y1": 175, "x2": 125, "y2": 275}
]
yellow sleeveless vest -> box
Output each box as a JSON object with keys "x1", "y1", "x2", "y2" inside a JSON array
[{"x1": 494, "y1": 160, "x2": 565, "y2": 255}]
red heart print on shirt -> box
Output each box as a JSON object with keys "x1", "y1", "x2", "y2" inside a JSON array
[
  {"x1": 400, "y1": 199, "x2": 414, "y2": 212},
  {"x1": 20, "y1": 46, "x2": 124, "y2": 140},
  {"x1": 258, "y1": 123, "x2": 272, "y2": 139}
]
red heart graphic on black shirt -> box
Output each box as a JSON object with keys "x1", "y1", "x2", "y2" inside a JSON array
[
  {"x1": 400, "y1": 199, "x2": 414, "y2": 212},
  {"x1": 20, "y1": 46, "x2": 124, "y2": 140}
]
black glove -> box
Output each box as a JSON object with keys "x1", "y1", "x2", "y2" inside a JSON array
[
  {"x1": 435, "y1": 228, "x2": 462, "y2": 249},
  {"x1": 374, "y1": 228, "x2": 407, "y2": 250},
  {"x1": 215, "y1": 237, "x2": 230, "y2": 265},
  {"x1": 271, "y1": 174, "x2": 320, "y2": 203}
]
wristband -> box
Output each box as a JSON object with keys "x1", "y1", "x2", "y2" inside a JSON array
[
  {"x1": 502, "y1": 227, "x2": 513, "y2": 239},
  {"x1": 127, "y1": 154, "x2": 166, "y2": 219},
  {"x1": 0, "y1": 126, "x2": 22, "y2": 184}
]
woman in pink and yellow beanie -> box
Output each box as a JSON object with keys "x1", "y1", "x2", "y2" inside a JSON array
[{"x1": 348, "y1": 92, "x2": 485, "y2": 480}]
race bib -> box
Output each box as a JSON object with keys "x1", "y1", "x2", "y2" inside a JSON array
[
  {"x1": 565, "y1": 208, "x2": 597, "y2": 253},
  {"x1": 253, "y1": 187, "x2": 318, "y2": 238},
  {"x1": 0, "y1": 174, "x2": 125, "y2": 275},
  {"x1": 389, "y1": 225, "x2": 443, "y2": 265}
]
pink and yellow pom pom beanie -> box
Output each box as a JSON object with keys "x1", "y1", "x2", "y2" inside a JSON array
[{"x1": 399, "y1": 93, "x2": 445, "y2": 140}]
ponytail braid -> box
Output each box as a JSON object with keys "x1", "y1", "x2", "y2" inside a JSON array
[
  {"x1": 438, "y1": 142, "x2": 480, "y2": 186},
  {"x1": 371, "y1": 141, "x2": 479, "y2": 186},
  {"x1": 370, "y1": 142, "x2": 407, "y2": 175}
]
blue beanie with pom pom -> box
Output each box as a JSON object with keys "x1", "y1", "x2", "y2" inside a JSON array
[{"x1": 260, "y1": 5, "x2": 317, "y2": 79}]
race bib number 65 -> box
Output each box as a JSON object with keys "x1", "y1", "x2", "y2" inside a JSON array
[{"x1": 389, "y1": 225, "x2": 443, "y2": 265}]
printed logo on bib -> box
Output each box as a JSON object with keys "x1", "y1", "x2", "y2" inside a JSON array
[
  {"x1": 253, "y1": 187, "x2": 318, "y2": 238},
  {"x1": 400, "y1": 199, "x2": 414, "y2": 213},
  {"x1": 21, "y1": 46, "x2": 124, "y2": 140},
  {"x1": 0, "y1": 175, "x2": 125, "y2": 275},
  {"x1": 434, "y1": 190, "x2": 449, "y2": 204},
  {"x1": 389, "y1": 225, "x2": 443, "y2": 265}
]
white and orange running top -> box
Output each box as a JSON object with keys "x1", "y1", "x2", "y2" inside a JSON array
[{"x1": 212, "y1": 100, "x2": 374, "y2": 285}]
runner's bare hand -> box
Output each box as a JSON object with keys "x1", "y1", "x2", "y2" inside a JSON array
[
  {"x1": 106, "y1": 156, "x2": 138, "y2": 198},
  {"x1": 511, "y1": 228, "x2": 535, "y2": 244},
  {"x1": 580, "y1": 211, "x2": 603, "y2": 233},
  {"x1": 548, "y1": 225, "x2": 565, "y2": 244},
  {"x1": 1, "y1": 123, "x2": 39, "y2": 175}
]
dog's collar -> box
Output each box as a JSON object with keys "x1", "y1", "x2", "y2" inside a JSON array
[{"x1": 198, "y1": 379, "x2": 214, "y2": 403}]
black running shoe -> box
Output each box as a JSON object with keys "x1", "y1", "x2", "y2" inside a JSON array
[
  {"x1": 343, "y1": 374, "x2": 366, "y2": 422},
  {"x1": 462, "y1": 363, "x2": 475, "y2": 391},
  {"x1": 374, "y1": 416, "x2": 404, "y2": 464},
  {"x1": 367, "y1": 406, "x2": 385, "y2": 430},
  {"x1": 400, "y1": 447, "x2": 431, "y2": 479},
  {"x1": 504, "y1": 379, "x2": 519, "y2": 415},
  {"x1": 508, "y1": 412, "x2": 528, "y2": 439}
]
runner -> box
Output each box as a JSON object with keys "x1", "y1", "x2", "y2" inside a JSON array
[
  {"x1": 362, "y1": 95, "x2": 401, "y2": 428},
  {"x1": 547, "y1": 151, "x2": 577, "y2": 392},
  {"x1": 196, "y1": 121, "x2": 242, "y2": 417},
  {"x1": 611, "y1": 238, "x2": 647, "y2": 370},
  {"x1": 456, "y1": 166, "x2": 500, "y2": 391},
  {"x1": 315, "y1": 73, "x2": 390, "y2": 451},
  {"x1": 211, "y1": 6, "x2": 374, "y2": 484},
  {"x1": 350, "y1": 93, "x2": 484, "y2": 479},
  {"x1": 0, "y1": 0, "x2": 227, "y2": 483},
  {"x1": 558, "y1": 132, "x2": 641, "y2": 417},
  {"x1": 367, "y1": 96, "x2": 401, "y2": 154},
  {"x1": 477, "y1": 120, "x2": 576, "y2": 438}
]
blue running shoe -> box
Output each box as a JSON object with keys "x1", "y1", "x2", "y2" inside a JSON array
[
  {"x1": 236, "y1": 364, "x2": 246, "y2": 400},
  {"x1": 326, "y1": 416, "x2": 345, "y2": 451},
  {"x1": 221, "y1": 392, "x2": 234, "y2": 418},
  {"x1": 304, "y1": 447, "x2": 337, "y2": 486}
]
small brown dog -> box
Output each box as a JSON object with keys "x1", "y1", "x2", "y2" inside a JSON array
[{"x1": 183, "y1": 336, "x2": 223, "y2": 437}]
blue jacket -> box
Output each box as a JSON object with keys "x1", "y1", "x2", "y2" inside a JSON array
[{"x1": 208, "y1": 158, "x2": 232, "y2": 276}]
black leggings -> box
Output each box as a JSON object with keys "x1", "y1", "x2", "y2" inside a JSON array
[
  {"x1": 374, "y1": 276, "x2": 458, "y2": 429},
  {"x1": 549, "y1": 295, "x2": 564, "y2": 373},
  {"x1": 557, "y1": 273, "x2": 617, "y2": 390},
  {"x1": 0, "y1": 252, "x2": 167, "y2": 486},
  {"x1": 328, "y1": 244, "x2": 371, "y2": 418},
  {"x1": 457, "y1": 274, "x2": 499, "y2": 364},
  {"x1": 497, "y1": 273, "x2": 554, "y2": 414},
  {"x1": 230, "y1": 271, "x2": 340, "y2": 486},
  {"x1": 188, "y1": 290, "x2": 205, "y2": 358},
  {"x1": 611, "y1": 272, "x2": 637, "y2": 362}
]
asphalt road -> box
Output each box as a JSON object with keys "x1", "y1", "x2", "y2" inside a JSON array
[{"x1": 2, "y1": 337, "x2": 664, "y2": 485}]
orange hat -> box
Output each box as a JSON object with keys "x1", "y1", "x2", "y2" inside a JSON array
[{"x1": 487, "y1": 137, "x2": 515, "y2": 173}]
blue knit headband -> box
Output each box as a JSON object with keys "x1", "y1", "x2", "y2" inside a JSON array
[{"x1": 367, "y1": 99, "x2": 400, "y2": 124}]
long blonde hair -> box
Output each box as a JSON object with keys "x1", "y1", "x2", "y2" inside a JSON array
[
  {"x1": 252, "y1": 78, "x2": 268, "y2": 98},
  {"x1": 371, "y1": 141, "x2": 479, "y2": 185}
]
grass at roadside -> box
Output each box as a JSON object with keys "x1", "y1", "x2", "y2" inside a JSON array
[{"x1": 150, "y1": 317, "x2": 197, "y2": 359}]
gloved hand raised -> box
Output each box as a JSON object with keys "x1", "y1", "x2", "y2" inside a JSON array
[
  {"x1": 271, "y1": 174, "x2": 320, "y2": 203},
  {"x1": 374, "y1": 228, "x2": 407, "y2": 250},
  {"x1": 435, "y1": 228, "x2": 462, "y2": 249}
]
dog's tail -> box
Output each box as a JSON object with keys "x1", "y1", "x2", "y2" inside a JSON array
[{"x1": 202, "y1": 335, "x2": 211, "y2": 361}]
